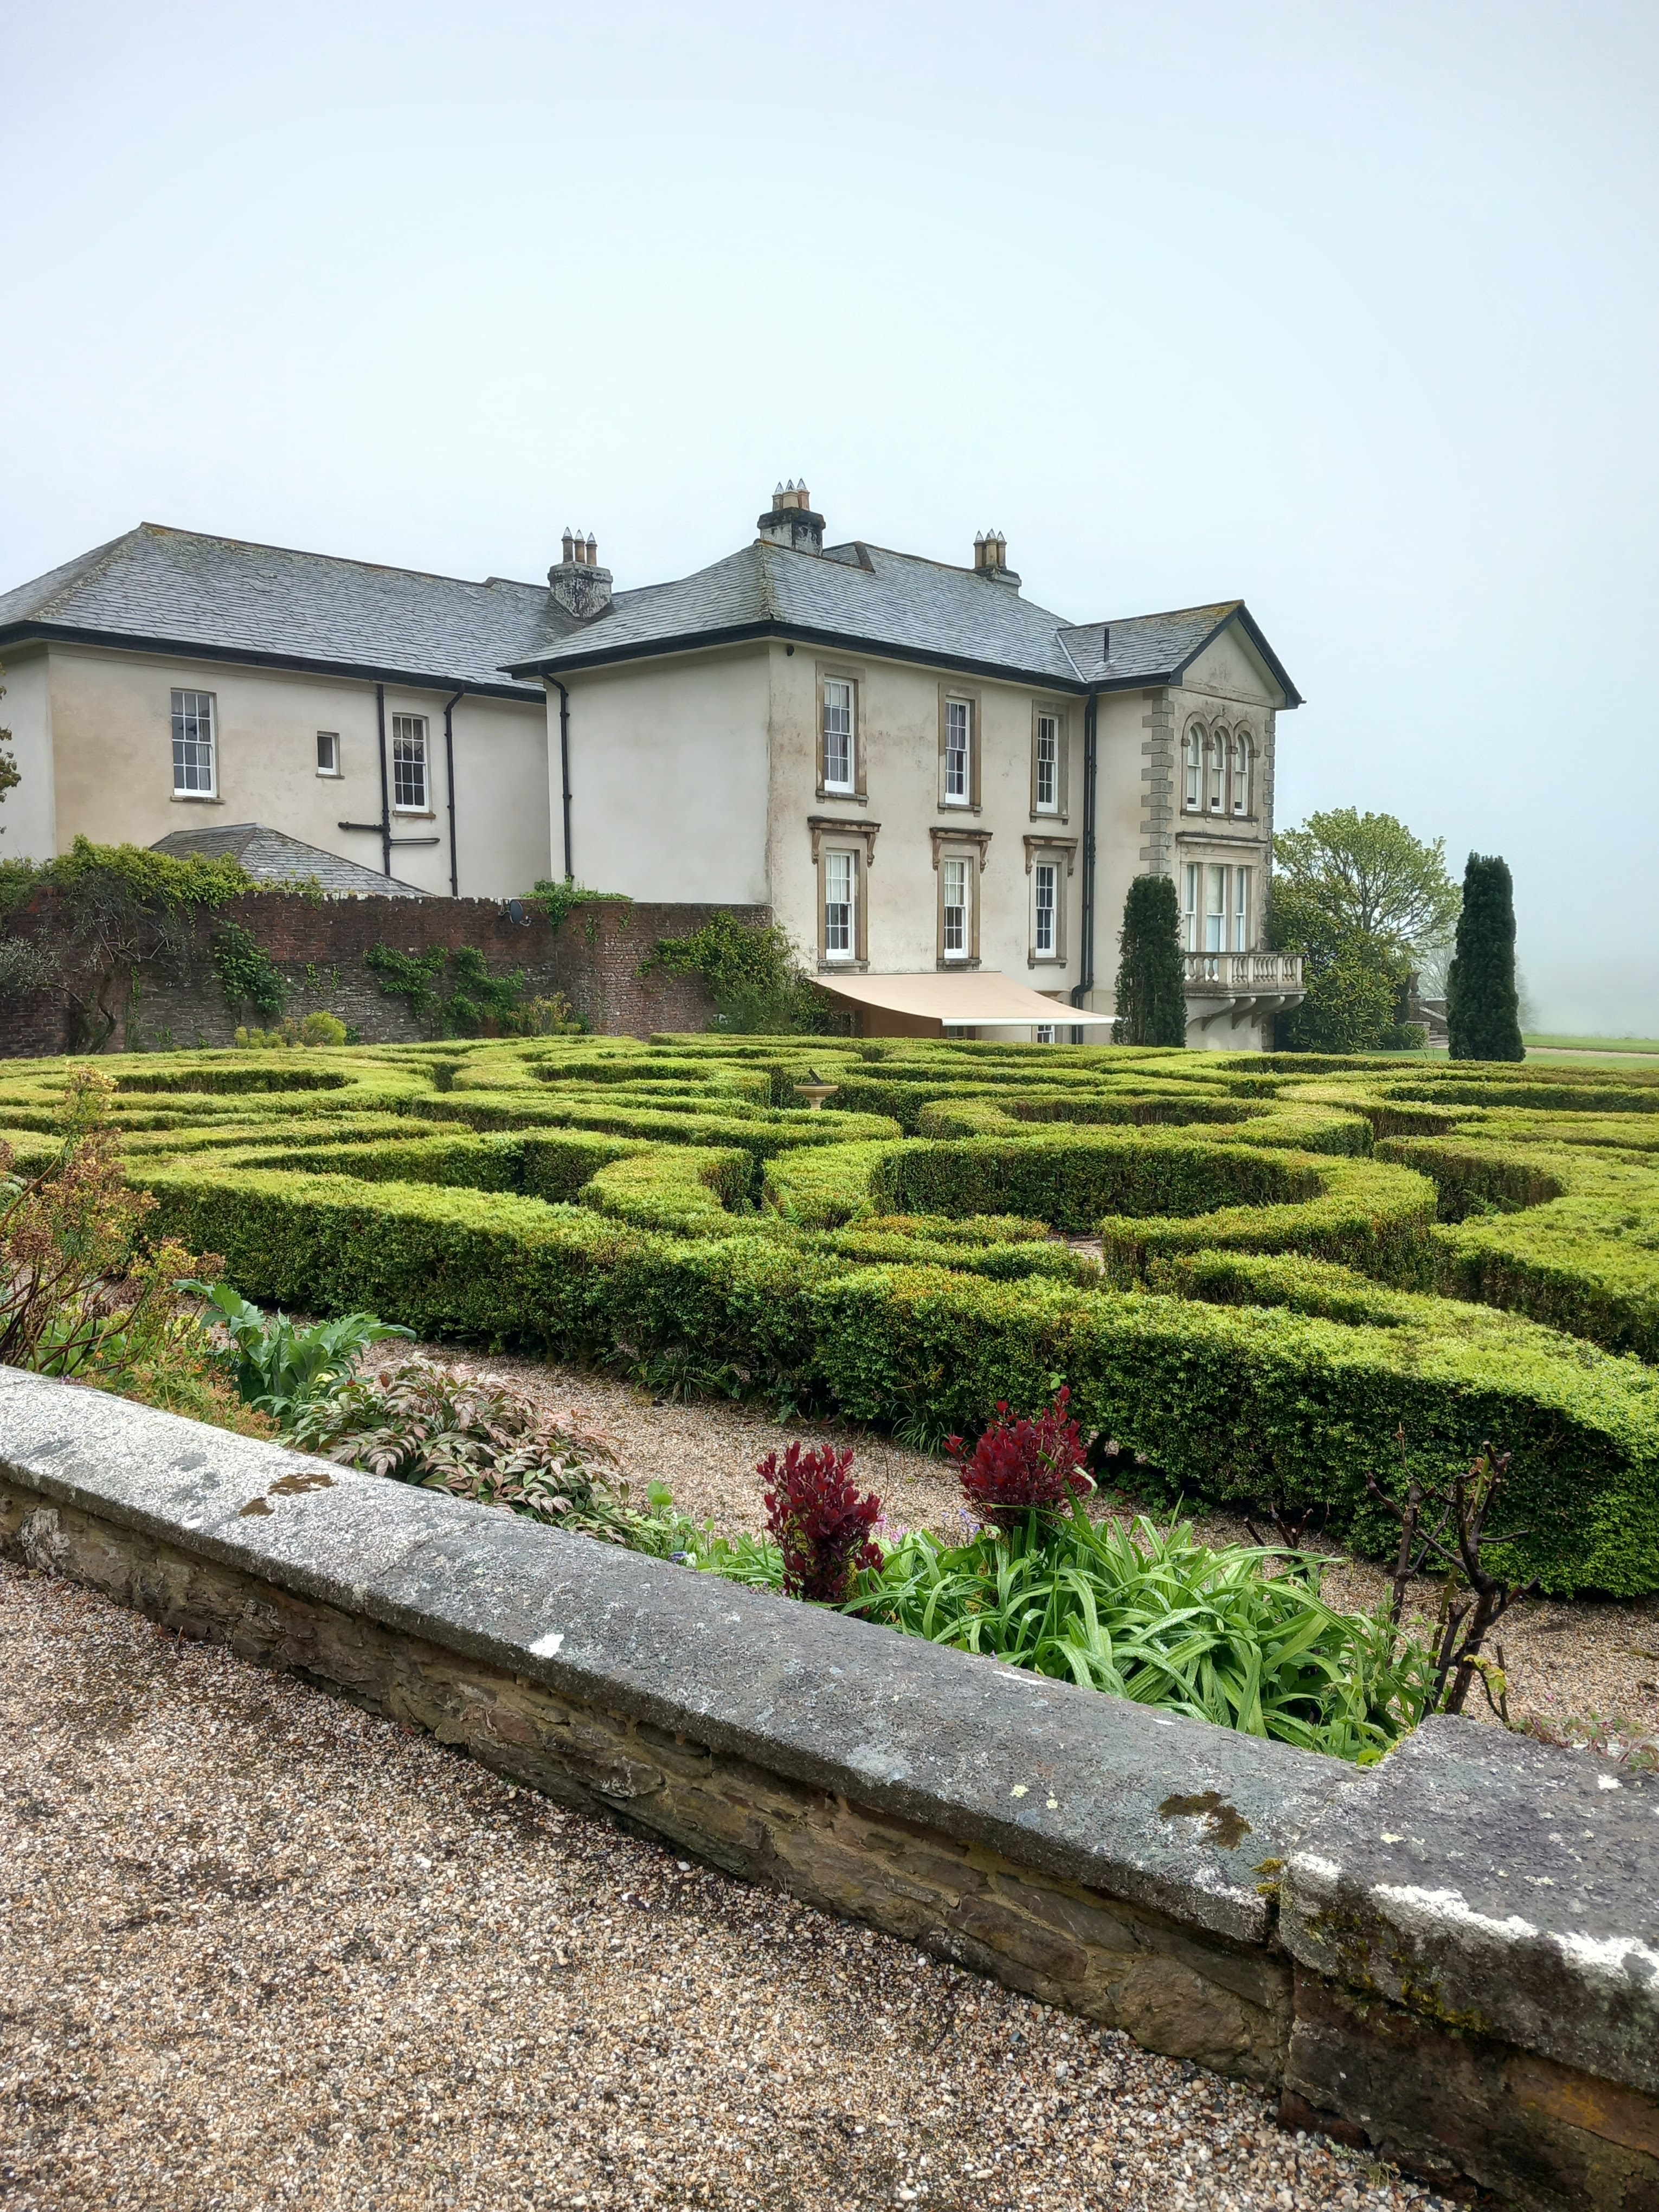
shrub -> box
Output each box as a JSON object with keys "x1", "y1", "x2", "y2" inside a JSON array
[
  {"x1": 184, "y1": 1281, "x2": 414, "y2": 1419},
  {"x1": 758, "y1": 1440, "x2": 883, "y2": 1601},
  {"x1": 1111, "y1": 875, "x2": 1187, "y2": 1046},
  {"x1": 235, "y1": 1011, "x2": 349, "y2": 1048},
  {"x1": 290, "y1": 1358, "x2": 623, "y2": 1527},
  {"x1": 1447, "y1": 853, "x2": 1525, "y2": 1062},
  {"x1": 947, "y1": 1387, "x2": 1094, "y2": 1529},
  {"x1": 645, "y1": 911, "x2": 838, "y2": 1034}
]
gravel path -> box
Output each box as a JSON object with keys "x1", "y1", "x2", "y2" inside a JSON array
[
  {"x1": 0, "y1": 1560, "x2": 1455, "y2": 2212},
  {"x1": 394, "y1": 1344, "x2": 1659, "y2": 1748}
]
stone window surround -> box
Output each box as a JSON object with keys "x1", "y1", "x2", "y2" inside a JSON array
[
  {"x1": 815, "y1": 659, "x2": 868, "y2": 805},
  {"x1": 1180, "y1": 709, "x2": 1258, "y2": 824},
  {"x1": 937, "y1": 681, "x2": 982, "y2": 813},
  {"x1": 1023, "y1": 833, "x2": 1077, "y2": 968},
  {"x1": 810, "y1": 817, "x2": 878, "y2": 970},
  {"x1": 1029, "y1": 699, "x2": 1069, "y2": 822},
  {"x1": 930, "y1": 824, "x2": 991, "y2": 969}
]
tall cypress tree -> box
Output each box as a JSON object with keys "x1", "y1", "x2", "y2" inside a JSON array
[
  {"x1": 1446, "y1": 853, "x2": 1524, "y2": 1061},
  {"x1": 1113, "y1": 874, "x2": 1187, "y2": 1046}
]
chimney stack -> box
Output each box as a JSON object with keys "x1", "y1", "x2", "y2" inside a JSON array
[
  {"x1": 757, "y1": 477, "x2": 826, "y2": 555},
  {"x1": 548, "y1": 525, "x2": 614, "y2": 621},
  {"x1": 972, "y1": 528, "x2": 1020, "y2": 589}
]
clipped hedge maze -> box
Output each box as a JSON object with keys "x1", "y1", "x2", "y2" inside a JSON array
[{"x1": 7, "y1": 1037, "x2": 1659, "y2": 1596}]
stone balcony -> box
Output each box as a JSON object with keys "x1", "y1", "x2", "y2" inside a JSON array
[{"x1": 1184, "y1": 948, "x2": 1306, "y2": 1035}]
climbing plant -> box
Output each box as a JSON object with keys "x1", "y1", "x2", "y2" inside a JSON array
[
  {"x1": 645, "y1": 910, "x2": 838, "y2": 1034},
  {"x1": 210, "y1": 919, "x2": 288, "y2": 1021}
]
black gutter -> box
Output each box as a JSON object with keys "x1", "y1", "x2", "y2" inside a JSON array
[
  {"x1": 1070, "y1": 690, "x2": 1099, "y2": 1027},
  {"x1": 550, "y1": 679, "x2": 573, "y2": 880},
  {"x1": 375, "y1": 684, "x2": 392, "y2": 876},
  {"x1": 442, "y1": 688, "x2": 464, "y2": 897},
  {"x1": 0, "y1": 621, "x2": 543, "y2": 704}
]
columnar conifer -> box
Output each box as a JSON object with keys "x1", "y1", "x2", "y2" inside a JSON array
[
  {"x1": 1446, "y1": 853, "x2": 1524, "y2": 1061},
  {"x1": 1112, "y1": 874, "x2": 1187, "y2": 1047}
]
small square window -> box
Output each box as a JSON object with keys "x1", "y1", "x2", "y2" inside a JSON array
[{"x1": 316, "y1": 731, "x2": 340, "y2": 776}]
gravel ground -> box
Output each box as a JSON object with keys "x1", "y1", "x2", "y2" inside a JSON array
[
  {"x1": 391, "y1": 1343, "x2": 1659, "y2": 1750},
  {"x1": 0, "y1": 1560, "x2": 1460, "y2": 2212}
]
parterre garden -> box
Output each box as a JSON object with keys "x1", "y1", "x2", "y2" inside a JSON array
[{"x1": 3, "y1": 1032, "x2": 1657, "y2": 1603}]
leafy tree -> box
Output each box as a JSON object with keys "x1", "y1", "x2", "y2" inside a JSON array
[
  {"x1": 1272, "y1": 808, "x2": 1461, "y2": 958},
  {"x1": 1446, "y1": 853, "x2": 1524, "y2": 1061},
  {"x1": 1111, "y1": 875, "x2": 1187, "y2": 1046},
  {"x1": 1270, "y1": 809, "x2": 1457, "y2": 1054}
]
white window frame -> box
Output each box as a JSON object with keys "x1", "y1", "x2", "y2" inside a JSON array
[
  {"x1": 1184, "y1": 726, "x2": 1203, "y2": 811},
  {"x1": 942, "y1": 856, "x2": 969, "y2": 957},
  {"x1": 1183, "y1": 862, "x2": 1200, "y2": 952},
  {"x1": 1207, "y1": 730, "x2": 1226, "y2": 814},
  {"x1": 1232, "y1": 731, "x2": 1252, "y2": 817},
  {"x1": 822, "y1": 678, "x2": 855, "y2": 795},
  {"x1": 171, "y1": 689, "x2": 217, "y2": 798},
  {"x1": 823, "y1": 848, "x2": 856, "y2": 962},
  {"x1": 1034, "y1": 1023, "x2": 1057, "y2": 1044},
  {"x1": 1034, "y1": 712, "x2": 1059, "y2": 813},
  {"x1": 391, "y1": 713, "x2": 429, "y2": 811},
  {"x1": 1205, "y1": 862, "x2": 1227, "y2": 953},
  {"x1": 1033, "y1": 860, "x2": 1058, "y2": 957},
  {"x1": 316, "y1": 730, "x2": 340, "y2": 777},
  {"x1": 943, "y1": 698, "x2": 971, "y2": 806},
  {"x1": 1234, "y1": 865, "x2": 1251, "y2": 952}
]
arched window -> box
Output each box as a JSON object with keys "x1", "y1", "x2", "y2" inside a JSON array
[
  {"x1": 1184, "y1": 725, "x2": 1203, "y2": 811},
  {"x1": 1232, "y1": 732, "x2": 1252, "y2": 817},
  {"x1": 1207, "y1": 729, "x2": 1226, "y2": 812}
]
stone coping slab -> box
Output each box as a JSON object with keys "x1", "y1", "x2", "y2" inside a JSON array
[
  {"x1": 0, "y1": 1365, "x2": 1337, "y2": 1946},
  {"x1": 1282, "y1": 1716, "x2": 1659, "y2": 2098}
]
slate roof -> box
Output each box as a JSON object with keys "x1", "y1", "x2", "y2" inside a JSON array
[
  {"x1": 149, "y1": 822, "x2": 430, "y2": 897},
  {"x1": 0, "y1": 520, "x2": 1302, "y2": 708},
  {"x1": 0, "y1": 524, "x2": 566, "y2": 698},
  {"x1": 507, "y1": 542, "x2": 1303, "y2": 704}
]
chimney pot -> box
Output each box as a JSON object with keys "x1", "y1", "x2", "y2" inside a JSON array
[
  {"x1": 549, "y1": 525, "x2": 614, "y2": 620},
  {"x1": 757, "y1": 477, "x2": 825, "y2": 554}
]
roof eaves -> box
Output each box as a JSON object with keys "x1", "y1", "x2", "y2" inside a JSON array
[
  {"x1": 0, "y1": 620, "x2": 546, "y2": 703},
  {"x1": 504, "y1": 618, "x2": 1090, "y2": 693}
]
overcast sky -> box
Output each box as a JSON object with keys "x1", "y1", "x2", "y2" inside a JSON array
[{"x1": 3, "y1": 1, "x2": 1655, "y2": 1030}]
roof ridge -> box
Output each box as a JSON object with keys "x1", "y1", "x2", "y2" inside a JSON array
[{"x1": 132, "y1": 521, "x2": 518, "y2": 596}]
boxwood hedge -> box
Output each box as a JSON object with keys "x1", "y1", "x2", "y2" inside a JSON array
[{"x1": 6, "y1": 1034, "x2": 1659, "y2": 1594}]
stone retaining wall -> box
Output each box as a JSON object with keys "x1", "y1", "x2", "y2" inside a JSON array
[
  {"x1": 0, "y1": 890, "x2": 766, "y2": 1053},
  {"x1": 1, "y1": 1366, "x2": 1654, "y2": 2210}
]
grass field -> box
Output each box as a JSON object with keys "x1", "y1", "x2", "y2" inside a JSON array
[{"x1": 1526, "y1": 1034, "x2": 1659, "y2": 1054}]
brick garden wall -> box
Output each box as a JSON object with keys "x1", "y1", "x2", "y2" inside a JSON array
[{"x1": 0, "y1": 891, "x2": 769, "y2": 1055}]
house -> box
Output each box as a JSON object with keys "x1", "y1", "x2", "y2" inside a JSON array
[{"x1": 0, "y1": 487, "x2": 1305, "y2": 1044}]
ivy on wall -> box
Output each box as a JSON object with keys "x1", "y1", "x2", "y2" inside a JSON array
[
  {"x1": 210, "y1": 921, "x2": 289, "y2": 1022},
  {"x1": 366, "y1": 943, "x2": 582, "y2": 1038}
]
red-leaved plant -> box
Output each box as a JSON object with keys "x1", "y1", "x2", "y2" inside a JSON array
[
  {"x1": 759, "y1": 1441, "x2": 883, "y2": 1602},
  {"x1": 947, "y1": 1387, "x2": 1095, "y2": 1532}
]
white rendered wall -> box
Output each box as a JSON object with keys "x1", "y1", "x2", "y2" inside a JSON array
[
  {"x1": 40, "y1": 646, "x2": 551, "y2": 896},
  {"x1": 556, "y1": 648, "x2": 772, "y2": 903},
  {"x1": 0, "y1": 648, "x2": 57, "y2": 860}
]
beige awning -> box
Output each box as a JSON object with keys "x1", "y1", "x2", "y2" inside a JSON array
[{"x1": 813, "y1": 970, "x2": 1115, "y2": 1029}]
